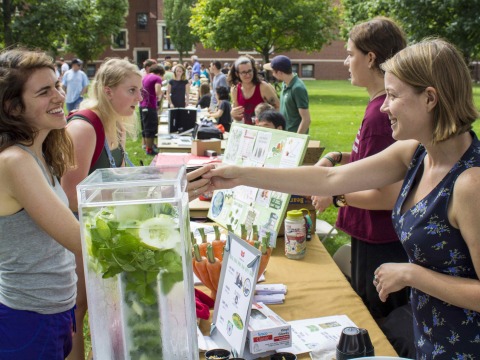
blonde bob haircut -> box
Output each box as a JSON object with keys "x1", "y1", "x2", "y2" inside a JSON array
[
  {"x1": 381, "y1": 38, "x2": 478, "y2": 143},
  {"x1": 80, "y1": 58, "x2": 141, "y2": 145}
]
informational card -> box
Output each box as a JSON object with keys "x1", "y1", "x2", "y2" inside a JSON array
[
  {"x1": 208, "y1": 123, "x2": 309, "y2": 246},
  {"x1": 210, "y1": 233, "x2": 261, "y2": 357},
  {"x1": 277, "y1": 315, "x2": 357, "y2": 355}
]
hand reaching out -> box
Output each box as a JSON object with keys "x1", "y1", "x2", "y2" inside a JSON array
[{"x1": 187, "y1": 165, "x2": 215, "y2": 201}]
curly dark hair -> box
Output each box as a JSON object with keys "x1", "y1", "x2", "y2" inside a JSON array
[
  {"x1": 0, "y1": 48, "x2": 74, "y2": 177},
  {"x1": 227, "y1": 54, "x2": 261, "y2": 86}
]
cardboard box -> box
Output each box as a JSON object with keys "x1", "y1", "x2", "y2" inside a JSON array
[
  {"x1": 247, "y1": 303, "x2": 292, "y2": 354},
  {"x1": 191, "y1": 139, "x2": 221, "y2": 156}
]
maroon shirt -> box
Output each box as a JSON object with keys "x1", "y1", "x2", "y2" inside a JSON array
[
  {"x1": 336, "y1": 95, "x2": 399, "y2": 244},
  {"x1": 236, "y1": 83, "x2": 263, "y2": 125}
]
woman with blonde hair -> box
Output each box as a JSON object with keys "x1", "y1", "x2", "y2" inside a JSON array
[
  {"x1": 167, "y1": 63, "x2": 190, "y2": 108},
  {"x1": 206, "y1": 38, "x2": 480, "y2": 358},
  {"x1": 62, "y1": 57, "x2": 213, "y2": 359},
  {"x1": 61, "y1": 57, "x2": 143, "y2": 359}
]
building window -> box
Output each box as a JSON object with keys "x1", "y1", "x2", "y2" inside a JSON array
[
  {"x1": 162, "y1": 26, "x2": 175, "y2": 51},
  {"x1": 292, "y1": 64, "x2": 299, "y2": 74},
  {"x1": 301, "y1": 64, "x2": 314, "y2": 78},
  {"x1": 137, "y1": 13, "x2": 148, "y2": 30},
  {"x1": 111, "y1": 29, "x2": 127, "y2": 50},
  {"x1": 86, "y1": 64, "x2": 96, "y2": 78}
]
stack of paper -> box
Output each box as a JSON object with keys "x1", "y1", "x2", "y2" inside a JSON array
[{"x1": 254, "y1": 284, "x2": 287, "y2": 304}]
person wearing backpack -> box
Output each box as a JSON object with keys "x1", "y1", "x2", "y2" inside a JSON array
[
  {"x1": 61, "y1": 58, "x2": 142, "y2": 360},
  {"x1": 61, "y1": 58, "x2": 214, "y2": 360}
]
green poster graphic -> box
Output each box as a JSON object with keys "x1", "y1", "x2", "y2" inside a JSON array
[{"x1": 208, "y1": 123, "x2": 309, "y2": 246}]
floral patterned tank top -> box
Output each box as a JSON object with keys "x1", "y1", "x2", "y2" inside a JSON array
[{"x1": 392, "y1": 131, "x2": 480, "y2": 359}]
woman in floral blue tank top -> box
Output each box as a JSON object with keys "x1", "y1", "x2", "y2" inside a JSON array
[{"x1": 205, "y1": 39, "x2": 480, "y2": 359}]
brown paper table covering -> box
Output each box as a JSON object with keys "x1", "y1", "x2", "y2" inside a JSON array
[{"x1": 198, "y1": 234, "x2": 398, "y2": 359}]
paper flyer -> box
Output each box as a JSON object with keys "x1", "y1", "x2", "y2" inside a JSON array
[{"x1": 277, "y1": 315, "x2": 357, "y2": 355}]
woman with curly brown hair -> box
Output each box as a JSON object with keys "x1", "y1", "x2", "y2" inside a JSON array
[
  {"x1": 0, "y1": 48, "x2": 82, "y2": 359},
  {"x1": 228, "y1": 55, "x2": 279, "y2": 125}
]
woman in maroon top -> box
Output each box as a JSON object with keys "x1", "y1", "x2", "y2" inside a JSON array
[
  {"x1": 312, "y1": 18, "x2": 409, "y2": 323},
  {"x1": 228, "y1": 55, "x2": 279, "y2": 125}
]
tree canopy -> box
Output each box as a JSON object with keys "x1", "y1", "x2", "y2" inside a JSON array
[
  {"x1": 190, "y1": 0, "x2": 340, "y2": 63},
  {"x1": 64, "y1": 0, "x2": 129, "y2": 66},
  {"x1": 164, "y1": 0, "x2": 198, "y2": 62},
  {"x1": 1, "y1": 0, "x2": 128, "y2": 65},
  {"x1": 341, "y1": 0, "x2": 480, "y2": 61}
]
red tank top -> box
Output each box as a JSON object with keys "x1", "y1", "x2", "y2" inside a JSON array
[{"x1": 236, "y1": 83, "x2": 263, "y2": 125}]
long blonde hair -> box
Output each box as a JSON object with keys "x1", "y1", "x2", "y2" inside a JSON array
[{"x1": 80, "y1": 58, "x2": 141, "y2": 146}]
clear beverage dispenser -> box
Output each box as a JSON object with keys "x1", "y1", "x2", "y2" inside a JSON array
[{"x1": 77, "y1": 166, "x2": 198, "y2": 360}]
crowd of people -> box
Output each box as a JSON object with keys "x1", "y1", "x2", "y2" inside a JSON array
[{"x1": 1, "y1": 15, "x2": 479, "y2": 360}]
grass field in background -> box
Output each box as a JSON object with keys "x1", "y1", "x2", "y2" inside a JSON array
[{"x1": 125, "y1": 80, "x2": 480, "y2": 255}]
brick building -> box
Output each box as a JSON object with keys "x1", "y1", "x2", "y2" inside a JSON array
[{"x1": 91, "y1": 0, "x2": 349, "y2": 80}]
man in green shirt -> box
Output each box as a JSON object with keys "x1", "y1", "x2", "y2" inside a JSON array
[{"x1": 264, "y1": 55, "x2": 311, "y2": 133}]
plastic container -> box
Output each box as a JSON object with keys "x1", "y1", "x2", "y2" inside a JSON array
[
  {"x1": 284, "y1": 209, "x2": 306, "y2": 259},
  {"x1": 336, "y1": 327, "x2": 366, "y2": 359},
  {"x1": 77, "y1": 166, "x2": 198, "y2": 360}
]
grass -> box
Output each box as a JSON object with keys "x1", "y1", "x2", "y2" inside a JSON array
[{"x1": 126, "y1": 80, "x2": 480, "y2": 256}]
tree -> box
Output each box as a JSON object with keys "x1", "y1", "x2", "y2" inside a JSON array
[
  {"x1": 64, "y1": 0, "x2": 129, "y2": 66},
  {"x1": 389, "y1": 0, "x2": 480, "y2": 62},
  {"x1": 340, "y1": 0, "x2": 480, "y2": 62},
  {"x1": 164, "y1": 0, "x2": 198, "y2": 62},
  {"x1": 2, "y1": 0, "x2": 78, "y2": 54},
  {"x1": 0, "y1": 0, "x2": 128, "y2": 64},
  {"x1": 190, "y1": 0, "x2": 339, "y2": 63}
]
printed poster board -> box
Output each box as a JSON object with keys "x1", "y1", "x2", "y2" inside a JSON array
[{"x1": 208, "y1": 123, "x2": 309, "y2": 246}]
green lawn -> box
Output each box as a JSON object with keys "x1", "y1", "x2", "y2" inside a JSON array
[{"x1": 126, "y1": 80, "x2": 480, "y2": 255}]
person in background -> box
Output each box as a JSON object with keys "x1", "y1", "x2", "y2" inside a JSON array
[
  {"x1": 163, "y1": 62, "x2": 174, "y2": 83},
  {"x1": 228, "y1": 55, "x2": 279, "y2": 125},
  {"x1": 201, "y1": 63, "x2": 210, "y2": 82},
  {"x1": 256, "y1": 109, "x2": 286, "y2": 130},
  {"x1": 54, "y1": 60, "x2": 61, "y2": 78},
  {"x1": 167, "y1": 64, "x2": 190, "y2": 108},
  {"x1": 140, "y1": 64, "x2": 165, "y2": 156},
  {"x1": 209, "y1": 60, "x2": 228, "y2": 112},
  {"x1": 253, "y1": 102, "x2": 275, "y2": 124},
  {"x1": 140, "y1": 58, "x2": 157, "y2": 78},
  {"x1": 163, "y1": 55, "x2": 172, "y2": 66},
  {"x1": 192, "y1": 73, "x2": 201, "y2": 87},
  {"x1": 209, "y1": 86, "x2": 232, "y2": 132},
  {"x1": 0, "y1": 48, "x2": 82, "y2": 360},
  {"x1": 221, "y1": 62, "x2": 230, "y2": 75},
  {"x1": 264, "y1": 55, "x2": 311, "y2": 133},
  {"x1": 185, "y1": 63, "x2": 192, "y2": 80},
  {"x1": 191, "y1": 55, "x2": 201, "y2": 79},
  {"x1": 62, "y1": 58, "x2": 89, "y2": 113},
  {"x1": 311, "y1": 19, "x2": 412, "y2": 356},
  {"x1": 60, "y1": 57, "x2": 70, "y2": 77},
  {"x1": 197, "y1": 82, "x2": 211, "y2": 109},
  {"x1": 206, "y1": 38, "x2": 480, "y2": 358}
]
